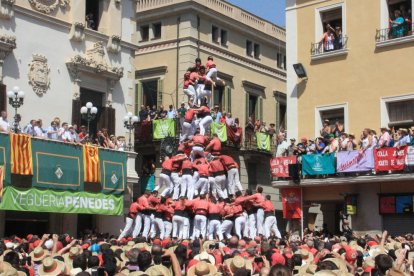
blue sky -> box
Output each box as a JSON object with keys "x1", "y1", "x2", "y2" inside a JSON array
[{"x1": 226, "y1": 0, "x2": 286, "y2": 27}]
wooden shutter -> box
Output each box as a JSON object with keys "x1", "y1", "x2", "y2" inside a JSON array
[
  {"x1": 135, "y1": 82, "x2": 143, "y2": 115},
  {"x1": 245, "y1": 92, "x2": 250, "y2": 122},
  {"x1": 107, "y1": 107, "x2": 115, "y2": 135},
  {"x1": 226, "y1": 86, "x2": 231, "y2": 113},
  {"x1": 157, "y1": 79, "x2": 163, "y2": 108},
  {"x1": 71, "y1": 99, "x2": 82, "y2": 127},
  {"x1": 97, "y1": 107, "x2": 108, "y2": 133},
  {"x1": 221, "y1": 87, "x2": 226, "y2": 112},
  {"x1": 257, "y1": 97, "x2": 263, "y2": 121},
  {"x1": 275, "y1": 100, "x2": 280, "y2": 130}
]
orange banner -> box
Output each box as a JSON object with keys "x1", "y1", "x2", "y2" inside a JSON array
[
  {"x1": 83, "y1": 145, "x2": 101, "y2": 183},
  {"x1": 10, "y1": 134, "x2": 33, "y2": 175}
]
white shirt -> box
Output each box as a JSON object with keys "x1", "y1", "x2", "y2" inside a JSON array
[
  {"x1": 167, "y1": 110, "x2": 176, "y2": 119},
  {"x1": 276, "y1": 140, "x2": 289, "y2": 157},
  {"x1": 0, "y1": 118, "x2": 9, "y2": 133},
  {"x1": 34, "y1": 126, "x2": 46, "y2": 138},
  {"x1": 60, "y1": 130, "x2": 72, "y2": 142}
]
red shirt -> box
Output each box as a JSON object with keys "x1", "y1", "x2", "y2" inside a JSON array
[
  {"x1": 148, "y1": 195, "x2": 160, "y2": 207},
  {"x1": 184, "y1": 109, "x2": 196, "y2": 123},
  {"x1": 220, "y1": 155, "x2": 239, "y2": 170},
  {"x1": 128, "y1": 202, "x2": 139, "y2": 218},
  {"x1": 191, "y1": 198, "x2": 209, "y2": 214},
  {"x1": 206, "y1": 137, "x2": 221, "y2": 153},
  {"x1": 208, "y1": 202, "x2": 222, "y2": 214},
  {"x1": 192, "y1": 135, "x2": 208, "y2": 147},
  {"x1": 161, "y1": 158, "x2": 173, "y2": 171},
  {"x1": 194, "y1": 163, "x2": 209, "y2": 177},
  {"x1": 245, "y1": 193, "x2": 265, "y2": 205},
  {"x1": 208, "y1": 159, "x2": 225, "y2": 175},
  {"x1": 262, "y1": 200, "x2": 275, "y2": 212},
  {"x1": 190, "y1": 72, "x2": 199, "y2": 82},
  {"x1": 181, "y1": 159, "x2": 193, "y2": 171},
  {"x1": 137, "y1": 195, "x2": 150, "y2": 211},
  {"x1": 198, "y1": 106, "x2": 210, "y2": 116},
  {"x1": 183, "y1": 79, "x2": 193, "y2": 89}
]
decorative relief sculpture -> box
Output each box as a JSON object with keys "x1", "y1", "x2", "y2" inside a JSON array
[
  {"x1": 69, "y1": 22, "x2": 85, "y2": 42},
  {"x1": 28, "y1": 54, "x2": 50, "y2": 96},
  {"x1": 107, "y1": 35, "x2": 121, "y2": 54},
  {"x1": 0, "y1": 0, "x2": 15, "y2": 19},
  {"x1": 0, "y1": 34, "x2": 16, "y2": 82},
  {"x1": 28, "y1": 0, "x2": 69, "y2": 14}
]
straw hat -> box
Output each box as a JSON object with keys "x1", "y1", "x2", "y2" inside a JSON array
[
  {"x1": 63, "y1": 246, "x2": 83, "y2": 269},
  {"x1": 129, "y1": 271, "x2": 146, "y2": 276},
  {"x1": 202, "y1": 240, "x2": 215, "y2": 252},
  {"x1": 298, "y1": 263, "x2": 317, "y2": 275},
  {"x1": 224, "y1": 255, "x2": 253, "y2": 273},
  {"x1": 187, "y1": 261, "x2": 218, "y2": 276},
  {"x1": 144, "y1": 264, "x2": 172, "y2": 276},
  {"x1": 0, "y1": 261, "x2": 26, "y2": 276},
  {"x1": 133, "y1": 242, "x2": 151, "y2": 251},
  {"x1": 38, "y1": 256, "x2": 66, "y2": 276},
  {"x1": 29, "y1": 247, "x2": 50, "y2": 262},
  {"x1": 194, "y1": 251, "x2": 216, "y2": 265},
  {"x1": 295, "y1": 248, "x2": 314, "y2": 263}
]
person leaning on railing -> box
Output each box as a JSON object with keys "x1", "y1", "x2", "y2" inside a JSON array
[{"x1": 389, "y1": 9, "x2": 406, "y2": 38}]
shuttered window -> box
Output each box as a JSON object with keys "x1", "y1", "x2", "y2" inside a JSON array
[
  {"x1": 135, "y1": 82, "x2": 143, "y2": 115},
  {"x1": 157, "y1": 79, "x2": 163, "y2": 108},
  {"x1": 387, "y1": 100, "x2": 414, "y2": 127}
]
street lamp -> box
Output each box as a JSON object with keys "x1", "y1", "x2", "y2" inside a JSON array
[
  {"x1": 7, "y1": 86, "x2": 25, "y2": 133},
  {"x1": 80, "y1": 102, "x2": 98, "y2": 142},
  {"x1": 123, "y1": 112, "x2": 138, "y2": 151}
]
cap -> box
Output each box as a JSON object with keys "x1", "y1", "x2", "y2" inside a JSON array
[
  {"x1": 290, "y1": 138, "x2": 296, "y2": 141},
  {"x1": 301, "y1": 137, "x2": 308, "y2": 142},
  {"x1": 324, "y1": 119, "x2": 330, "y2": 123},
  {"x1": 328, "y1": 133, "x2": 335, "y2": 138}
]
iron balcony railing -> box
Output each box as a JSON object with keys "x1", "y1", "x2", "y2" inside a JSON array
[
  {"x1": 376, "y1": 23, "x2": 414, "y2": 42},
  {"x1": 311, "y1": 35, "x2": 348, "y2": 56}
]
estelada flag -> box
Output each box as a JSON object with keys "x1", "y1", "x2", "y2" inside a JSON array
[
  {"x1": 281, "y1": 187, "x2": 302, "y2": 219},
  {"x1": 0, "y1": 165, "x2": 3, "y2": 200},
  {"x1": 10, "y1": 134, "x2": 33, "y2": 175},
  {"x1": 83, "y1": 145, "x2": 101, "y2": 183}
]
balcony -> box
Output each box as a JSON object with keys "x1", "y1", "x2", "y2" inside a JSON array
[
  {"x1": 310, "y1": 36, "x2": 348, "y2": 61},
  {"x1": 376, "y1": 24, "x2": 414, "y2": 48}
]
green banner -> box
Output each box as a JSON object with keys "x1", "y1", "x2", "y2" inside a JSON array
[
  {"x1": 210, "y1": 122, "x2": 228, "y2": 142},
  {"x1": 99, "y1": 149, "x2": 127, "y2": 195},
  {"x1": 302, "y1": 153, "x2": 336, "y2": 176},
  {"x1": 256, "y1": 132, "x2": 271, "y2": 151},
  {"x1": 31, "y1": 139, "x2": 83, "y2": 191},
  {"x1": 0, "y1": 186, "x2": 123, "y2": 215},
  {"x1": 0, "y1": 134, "x2": 11, "y2": 186},
  {"x1": 153, "y1": 119, "x2": 175, "y2": 139}
]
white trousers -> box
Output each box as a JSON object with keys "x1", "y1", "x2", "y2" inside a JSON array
[
  {"x1": 139, "y1": 213, "x2": 151, "y2": 237},
  {"x1": 248, "y1": 213, "x2": 257, "y2": 239},
  {"x1": 164, "y1": 220, "x2": 172, "y2": 238},
  {"x1": 214, "y1": 175, "x2": 228, "y2": 199},
  {"x1": 151, "y1": 217, "x2": 165, "y2": 239},
  {"x1": 193, "y1": 214, "x2": 207, "y2": 239},
  {"x1": 194, "y1": 177, "x2": 209, "y2": 196},
  {"x1": 132, "y1": 214, "x2": 143, "y2": 238},
  {"x1": 119, "y1": 217, "x2": 134, "y2": 240},
  {"x1": 256, "y1": 208, "x2": 265, "y2": 236},
  {"x1": 191, "y1": 146, "x2": 205, "y2": 161},
  {"x1": 264, "y1": 216, "x2": 282, "y2": 239},
  {"x1": 156, "y1": 173, "x2": 173, "y2": 197},
  {"x1": 243, "y1": 212, "x2": 249, "y2": 238},
  {"x1": 171, "y1": 173, "x2": 181, "y2": 200},
  {"x1": 198, "y1": 89, "x2": 212, "y2": 106},
  {"x1": 227, "y1": 168, "x2": 242, "y2": 195},
  {"x1": 235, "y1": 216, "x2": 246, "y2": 239},
  {"x1": 199, "y1": 116, "x2": 213, "y2": 136},
  {"x1": 183, "y1": 85, "x2": 196, "y2": 102},
  {"x1": 209, "y1": 177, "x2": 215, "y2": 195},
  {"x1": 180, "y1": 174, "x2": 193, "y2": 198},
  {"x1": 172, "y1": 215, "x2": 190, "y2": 239},
  {"x1": 221, "y1": 220, "x2": 234, "y2": 239},
  {"x1": 180, "y1": 121, "x2": 193, "y2": 142},
  {"x1": 208, "y1": 219, "x2": 224, "y2": 241}
]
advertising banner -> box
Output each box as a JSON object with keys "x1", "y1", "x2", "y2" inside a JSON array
[
  {"x1": 281, "y1": 187, "x2": 302, "y2": 219},
  {"x1": 99, "y1": 149, "x2": 126, "y2": 195},
  {"x1": 302, "y1": 153, "x2": 335, "y2": 176},
  {"x1": 406, "y1": 146, "x2": 414, "y2": 166},
  {"x1": 0, "y1": 186, "x2": 123, "y2": 215},
  {"x1": 374, "y1": 146, "x2": 407, "y2": 171},
  {"x1": 153, "y1": 119, "x2": 175, "y2": 140},
  {"x1": 270, "y1": 156, "x2": 297, "y2": 178},
  {"x1": 256, "y1": 132, "x2": 270, "y2": 151},
  {"x1": 210, "y1": 122, "x2": 228, "y2": 142},
  {"x1": 337, "y1": 149, "x2": 374, "y2": 172}
]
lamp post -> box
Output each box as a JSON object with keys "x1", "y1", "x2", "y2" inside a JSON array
[
  {"x1": 80, "y1": 102, "x2": 98, "y2": 143},
  {"x1": 123, "y1": 112, "x2": 138, "y2": 151},
  {"x1": 6, "y1": 86, "x2": 25, "y2": 133}
]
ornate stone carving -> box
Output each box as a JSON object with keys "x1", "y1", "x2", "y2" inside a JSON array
[
  {"x1": 28, "y1": 54, "x2": 50, "y2": 96},
  {"x1": 107, "y1": 35, "x2": 121, "y2": 54},
  {"x1": 0, "y1": 34, "x2": 16, "y2": 83},
  {"x1": 0, "y1": 0, "x2": 15, "y2": 19},
  {"x1": 28, "y1": 0, "x2": 69, "y2": 14},
  {"x1": 69, "y1": 22, "x2": 85, "y2": 42}
]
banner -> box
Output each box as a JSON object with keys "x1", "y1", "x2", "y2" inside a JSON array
[
  {"x1": 337, "y1": 149, "x2": 374, "y2": 172},
  {"x1": 153, "y1": 119, "x2": 175, "y2": 140},
  {"x1": 379, "y1": 196, "x2": 396, "y2": 214},
  {"x1": 0, "y1": 134, "x2": 10, "y2": 187},
  {"x1": 374, "y1": 146, "x2": 407, "y2": 171},
  {"x1": 227, "y1": 126, "x2": 242, "y2": 145},
  {"x1": 99, "y1": 149, "x2": 126, "y2": 195},
  {"x1": 281, "y1": 187, "x2": 302, "y2": 219},
  {"x1": 0, "y1": 186, "x2": 123, "y2": 215},
  {"x1": 345, "y1": 194, "x2": 358, "y2": 215},
  {"x1": 210, "y1": 122, "x2": 228, "y2": 142},
  {"x1": 83, "y1": 145, "x2": 101, "y2": 183},
  {"x1": 10, "y1": 134, "x2": 33, "y2": 175},
  {"x1": 270, "y1": 156, "x2": 297, "y2": 177},
  {"x1": 135, "y1": 121, "x2": 152, "y2": 142},
  {"x1": 32, "y1": 140, "x2": 83, "y2": 191},
  {"x1": 256, "y1": 132, "x2": 270, "y2": 151},
  {"x1": 406, "y1": 146, "x2": 414, "y2": 166},
  {"x1": 302, "y1": 153, "x2": 335, "y2": 176}
]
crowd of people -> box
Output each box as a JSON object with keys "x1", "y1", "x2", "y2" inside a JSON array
[
  {"x1": 0, "y1": 111, "x2": 125, "y2": 150},
  {"x1": 275, "y1": 120, "x2": 414, "y2": 157},
  {"x1": 2, "y1": 228, "x2": 414, "y2": 275}
]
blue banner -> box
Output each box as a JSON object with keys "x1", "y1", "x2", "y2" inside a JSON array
[{"x1": 302, "y1": 153, "x2": 336, "y2": 176}]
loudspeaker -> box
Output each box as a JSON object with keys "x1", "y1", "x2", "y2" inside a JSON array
[{"x1": 288, "y1": 164, "x2": 300, "y2": 182}]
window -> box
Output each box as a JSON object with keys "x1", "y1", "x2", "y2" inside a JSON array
[
  {"x1": 387, "y1": 100, "x2": 414, "y2": 128},
  {"x1": 283, "y1": 55, "x2": 287, "y2": 70},
  {"x1": 275, "y1": 92, "x2": 287, "y2": 130},
  {"x1": 142, "y1": 80, "x2": 158, "y2": 108},
  {"x1": 213, "y1": 86, "x2": 225, "y2": 108},
  {"x1": 152, "y1": 22, "x2": 162, "y2": 39},
  {"x1": 140, "y1": 25, "x2": 149, "y2": 41},
  {"x1": 254, "y1": 43, "x2": 261, "y2": 59},
  {"x1": 315, "y1": 104, "x2": 348, "y2": 137},
  {"x1": 277, "y1": 53, "x2": 283, "y2": 69},
  {"x1": 212, "y1": 25, "x2": 219, "y2": 43},
  {"x1": 378, "y1": 0, "x2": 412, "y2": 42},
  {"x1": 85, "y1": 0, "x2": 103, "y2": 30},
  {"x1": 220, "y1": 29, "x2": 228, "y2": 46},
  {"x1": 246, "y1": 40, "x2": 253, "y2": 56}
]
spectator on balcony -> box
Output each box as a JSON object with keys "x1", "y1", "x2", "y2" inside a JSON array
[
  {"x1": 275, "y1": 134, "x2": 288, "y2": 157},
  {"x1": 346, "y1": 133, "x2": 357, "y2": 151},
  {"x1": 268, "y1": 123, "x2": 276, "y2": 143},
  {"x1": 288, "y1": 138, "x2": 298, "y2": 156},
  {"x1": 315, "y1": 137, "x2": 326, "y2": 154},
  {"x1": 338, "y1": 132, "x2": 348, "y2": 151},
  {"x1": 378, "y1": 127, "x2": 391, "y2": 148},
  {"x1": 156, "y1": 105, "x2": 168, "y2": 120},
  {"x1": 332, "y1": 120, "x2": 344, "y2": 138},
  {"x1": 390, "y1": 10, "x2": 406, "y2": 37},
  {"x1": 333, "y1": 26, "x2": 343, "y2": 50},
  {"x1": 307, "y1": 138, "x2": 316, "y2": 154},
  {"x1": 220, "y1": 112, "x2": 227, "y2": 124},
  {"x1": 225, "y1": 112, "x2": 235, "y2": 127},
  {"x1": 259, "y1": 121, "x2": 268, "y2": 133},
  {"x1": 139, "y1": 105, "x2": 149, "y2": 122},
  {"x1": 34, "y1": 119, "x2": 47, "y2": 138},
  {"x1": 254, "y1": 119, "x2": 261, "y2": 133},
  {"x1": 0, "y1": 110, "x2": 10, "y2": 133},
  {"x1": 69, "y1": 125, "x2": 80, "y2": 143},
  {"x1": 167, "y1": 105, "x2": 177, "y2": 119},
  {"x1": 47, "y1": 120, "x2": 59, "y2": 140},
  {"x1": 320, "y1": 119, "x2": 331, "y2": 141},
  {"x1": 23, "y1": 119, "x2": 35, "y2": 136},
  {"x1": 370, "y1": 129, "x2": 379, "y2": 148},
  {"x1": 233, "y1": 118, "x2": 240, "y2": 129},
  {"x1": 322, "y1": 134, "x2": 338, "y2": 153},
  {"x1": 394, "y1": 128, "x2": 411, "y2": 147},
  {"x1": 320, "y1": 24, "x2": 335, "y2": 52},
  {"x1": 360, "y1": 128, "x2": 373, "y2": 151},
  {"x1": 117, "y1": 136, "x2": 126, "y2": 151},
  {"x1": 177, "y1": 102, "x2": 187, "y2": 127},
  {"x1": 58, "y1": 122, "x2": 70, "y2": 141},
  {"x1": 278, "y1": 126, "x2": 286, "y2": 139},
  {"x1": 149, "y1": 105, "x2": 157, "y2": 120},
  {"x1": 12, "y1": 114, "x2": 22, "y2": 133},
  {"x1": 78, "y1": 125, "x2": 88, "y2": 142},
  {"x1": 297, "y1": 137, "x2": 308, "y2": 155},
  {"x1": 212, "y1": 105, "x2": 222, "y2": 123},
  {"x1": 245, "y1": 116, "x2": 255, "y2": 144}
]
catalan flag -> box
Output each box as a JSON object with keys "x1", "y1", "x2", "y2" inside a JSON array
[
  {"x1": 83, "y1": 144, "x2": 101, "y2": 183},
  {"x1": 0, "y1": 165, "x2": 3, "y2": 201},
  {"x1": 10, "y1": 134, "x2": 33, "y2": 175}
]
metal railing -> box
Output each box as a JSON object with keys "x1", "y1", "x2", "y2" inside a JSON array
[
  {"x1": 376, "y1": 23, "x2": 414, "y2": 43},
  {"x1": 311, "y1": 35, "x2": 348, "y2": 56}
]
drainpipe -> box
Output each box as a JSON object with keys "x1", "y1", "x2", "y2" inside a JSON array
[
  {"x1": 175, "y1": 16, "x2": 181, "y2": 108},
  {"x1": 197, "y1": 15, "x2": 200, "y2": 57}
]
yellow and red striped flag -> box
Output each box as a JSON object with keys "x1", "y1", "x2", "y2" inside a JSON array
[
  {"x1": 0, "y1": 165, "x2": 4, "y2": 200},
  {"x1": 10, "y1": 134, "x2": 33, "y2": 175},
  {"x1": 83, "y1": 144, "x2": 101, "y2": 183}
]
